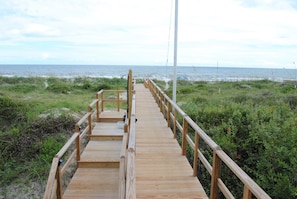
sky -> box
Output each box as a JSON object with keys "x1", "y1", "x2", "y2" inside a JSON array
[{"x1": 0, "y1": 0, "x2": 297, "y2": 68}]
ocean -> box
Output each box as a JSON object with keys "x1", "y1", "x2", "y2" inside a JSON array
[{"x1": 0, "y1": 64, "x2": 296, "y2": 82}]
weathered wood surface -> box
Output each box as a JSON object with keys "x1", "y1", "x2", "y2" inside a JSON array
[
  {"x1": 77, "y1": 140, "x2": 121, "y2": 168},
  {"x1": 91, "y1": 122, "x2": 124, "y2": 140},
  {"x1": 134, "y1": 84, "x2": 208, "y2": 199},
  {"x1": 98, "y1": 111, "x2": 125, "y2": 122},
  {"x1": 63, "y1": 85, "x2": 208, "y2": 199},
  {"x1": 63, "y1": 168, "x2": 119, "y2": 199},
  {"x1": 64, "y1": 117, "x2": 124, "y2": 198}
]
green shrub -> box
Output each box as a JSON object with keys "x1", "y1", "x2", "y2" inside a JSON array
[
  {"x1": 284, "y1": 95, "x2": 297, "y2": 109},
  {"x1": 46, "y1": 83, "x2": 72, "y2": 93},
  {"x1": 0, "y1": 96, "x2": 28, "y2": 128},
  {"x1": 40, "y1": 136, "x2": 64, "y2": 163},
  {"x1": 98, "y1": 83, "x2": 111, "y2": 90},
  {"x1": 161, "y1": 80, "x2": 297, "y2": 199}
]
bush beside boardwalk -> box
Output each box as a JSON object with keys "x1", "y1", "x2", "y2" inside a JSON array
[
  {"x1": 158, "y1": 79, "x2": 297, "y2": 199},
  {"x1": 0, "y1": 76, "x2": 127, "y2": 198},
  {"x1": 0, "y1": 77, "x2": 296, "y2": 198}
]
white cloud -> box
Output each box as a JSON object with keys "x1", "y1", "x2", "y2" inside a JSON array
[
  {"x1": 24, "y1": 23, "x2": 60, "y2": 36},
  {"x1": 41, "y1": 52, "x2": 50, "y2": 60},
  {"x1": 0, "y1": 0, "x2": 296, "y2": 67}
]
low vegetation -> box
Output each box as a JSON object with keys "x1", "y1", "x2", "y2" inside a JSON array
[
  {"x1": 160, "y1": 79, "x2": 297, "y2": 199},
  {"x1": 0, "y1": 76, "x2": 127, "y2": 198},
  {"x1": 1, "y1": 76, "x2": 296, "y2": 198}
]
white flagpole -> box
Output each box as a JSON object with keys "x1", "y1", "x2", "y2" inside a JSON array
[{"x1": 173, "y1": 0, "x2": 178, "y2": 103}]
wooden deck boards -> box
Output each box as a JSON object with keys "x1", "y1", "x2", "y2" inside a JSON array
[
  {"x1": 63, "y1": 84, "x2": 207, "y2": 199},
  {"x1": 64, "y1": 120, "x2": 123, "y2": 198},
  {"x1": 63, "y1": 168, "x2": 119, "y2": 199},
  {"x1": 98, "y1": 111, "x2": 125, "y2": 122},
  {"x1": 78, "y1": 140, "x2": 121, "y2": 168},
  {"x1": 91, "y1": 122, "x2": 124, "y2": 140},
  {"x1": 134, "y1": 84, "x2": 208, "y2": 199}
]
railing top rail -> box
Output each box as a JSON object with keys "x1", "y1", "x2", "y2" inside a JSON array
[
  {"x1": 148, "y1": 79, "x2": 186, "y2": 115},
  {"x1": 97, "y1": 89, "x2": 127, "y2": 93},
  {"x1": 89, "y1": 99, "x2": 99, "y2": 108},
  {"x1": 76, "y1": 112, "x2": 91, "y2": 127},
  {"x1": 184, "y1": 116, "x2": 220, "y2": 150},
  {"x1": 55, "y1": 132, "x2": 79, "y2": 158},
  {"x1": 216, "y1": 150, "x2": 271, "y2": 199},
  {"x1": 43, "y1": 157, "x2": 60, "y2": 199},
  {"x1": 128, "y1": 94, "x2": 136, "y2": 152}
]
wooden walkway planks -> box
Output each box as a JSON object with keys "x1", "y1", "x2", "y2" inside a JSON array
[
  {"x1": 63, "y1": 168, "x2": 119, "y2": 199},
  {"x1": 78, "y1": 140, "x2": 121, "y2": 168},
  {"x1": 134, "y1": 84, "x2": 208, "y2": 199},
  {"x1": 63, "y1": 121, "x2": 124, "y2": 199},
  {"x1": 63, "y1": 84, "x2": 208, "y2": 199}
]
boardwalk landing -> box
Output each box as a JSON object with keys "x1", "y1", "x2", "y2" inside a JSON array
[{"x1": 63, "y1": 84, "x2": 208, "y2": 199}]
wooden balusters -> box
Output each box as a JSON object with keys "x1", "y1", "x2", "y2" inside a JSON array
[{"x1": 210, "y1": 150, "x2": 222, "y2": 199}]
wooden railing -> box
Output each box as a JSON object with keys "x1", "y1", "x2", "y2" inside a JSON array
[
  {"x1": 144, "y1": 79, "x2": 271, "y2": 199},
  {"x1": 125, "y1": 94, "x2": 136, "y2": 199},
  {"x1": 43, "y1": 89, "x2": 128, "y2": 199},
  {"x1": 118, "y1": 95, "x2": 136, "y2": 199},
  {"x1": 119, "y1": 69, "x2": 136, "y2": 199},
  {"x1": 96, "y1": 89, "x2": 127, "y2": 120},
  {"x1": 44, "y1": 69, "x2": 135, "y2": 199}
]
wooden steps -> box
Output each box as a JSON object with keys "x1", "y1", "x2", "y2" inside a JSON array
[
  {"x1": 98, "y1": 111, "x2": 125, "y2": 122},
  {"x1": 90, "y1": 122, "x2": 124, "y2": 140},
  {"x1": 77, "y1": 140, "x2": 121, "y2": 168},
  {"x1": 64, "y1": 120, "x2": 125, "y2": 198},
  {"x1": 63, "y1": 168, "x2": 119, "y2": 199}
]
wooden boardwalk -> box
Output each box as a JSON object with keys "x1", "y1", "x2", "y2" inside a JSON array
[
  {"x1": 62, "y1": 84, "x2": 208, "y2": 199},
  {"x1": 135, "y1": 84, "x2": 207, "y2": 199}
]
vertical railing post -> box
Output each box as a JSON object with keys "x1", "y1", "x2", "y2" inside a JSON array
[
  {"x1": 210, "y1": 150, "x2": 222, "y2": 199},
  {"x1": 128, "y1": 70, "x2": 133, "y2": 119},
  {"x1": 76, "y1": 135, "x2": 80, "y2": 162},
  {"x1": 101, "y1": 91, "x2": 104, "y2": 112},
  {"x1": 157, "y1": 90, "x2": 160, "y2": 107},
  {"x1": 182, "y1": 117, "x2": 188, "y2": 156},
  {"x1": 159, "y1": 93, "x2": 163, "y2": 113},
  {"x1": 75, "y1": 125, "x2": 81, "y2": 162},
  {"x1": 96, "y1": 93, "x2": 99, "y2": 122},
  {"x1": 155, "y1": 87, "x2": 158, "y2": 102},
  {"x1": 162, "y1": 95, "x2": 165, "y2": 115},
  {"x1": 173, "y1": 109, "x2": 177, "y2": 139},
  {"x1": 193, "y1": 132, "x2": 199, "y2": 176},
  {"x1": 117, "y1": 91, "x2": 120, "y2": 111},
  {"x1": 88, "y1": 107, "x2": 92, "y2": 136},
  {"x1": 167, "y1": 102, "x2": 171, "y2": 128},
  {"x1": 56, "y1": 159, "x2": 63, "y2": 199},
  {"x1": 243, "y1": 185, "x2": 252, "y2": 199}
]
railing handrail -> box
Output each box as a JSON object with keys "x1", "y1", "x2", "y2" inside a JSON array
[
  {"x1": 96, "y1": 89, "x2": 128, "y2": 113},
  {"x1": 43, "y1": 132, "x2": 79, "y2": 199},
  {"x1": 146, "y1": 79, "x2": 271, "y2": 199},
  {"x1": 43, "y1": 157, "x2": 60, "y2": 199},
  {"x1": 125, "y1": 70, "x2": 136, "y2": 199},
  {"x1": 127, "y1": 94, "x2": 136, "y2": 152}
]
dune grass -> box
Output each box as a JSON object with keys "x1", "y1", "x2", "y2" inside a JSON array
[
  {"x1": 160, "y1": 79, "x2": 297, "y2": 199},
  {"x1": 1, "y1": 76, "x2": 296, "y2": 198},
  {"x1": 0, "y1": 76, "x2": 127, "y2": 198}
]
